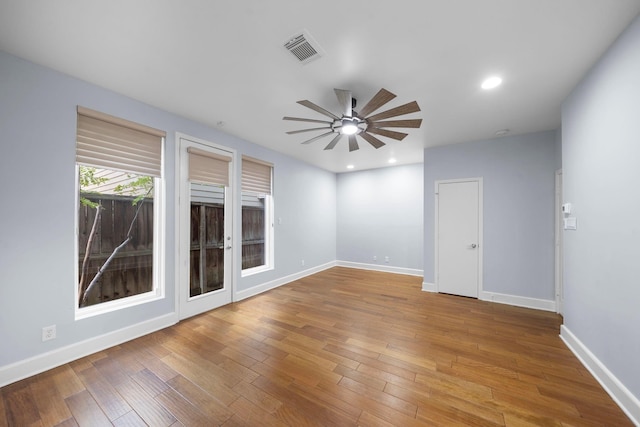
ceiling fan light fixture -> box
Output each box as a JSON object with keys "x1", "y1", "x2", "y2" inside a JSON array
[
  {"x1": 284, "y1": 87, "x2": 421, "y2": 151},
  {"x1": 340, "y1": 118, "x2": 359, "y2": 135}
]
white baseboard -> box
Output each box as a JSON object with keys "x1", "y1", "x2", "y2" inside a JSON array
[
  {"x1": 560, "y1": 325, "x2": 639, "y2": 425},
  {"x1": 234, "y1": 261, "x2": 336, "y2": 302},
  {"x1": 336, "y1": 260, "x2": 423, "y2": 277},
  {"x1": 480, "y1": 290, "x2": 556, "y2": 312},
  {"x1": 0, "y1": 313, "x2": 177, "y2": 388},
  {"x1": 422, "y1": 282, "x2": 437, "y2": 292}
]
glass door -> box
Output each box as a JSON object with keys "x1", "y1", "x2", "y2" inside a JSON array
[{"x1": 178, "y1": 135, "x2": 234, "y2": 319}]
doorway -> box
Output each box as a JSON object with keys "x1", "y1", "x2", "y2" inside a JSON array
[
  {"x1": 177, "y1": 134, "x2": 235, "y2": 320},
  {"x1": 435, "y1": 178, "x2": 482, "y2": 298}
]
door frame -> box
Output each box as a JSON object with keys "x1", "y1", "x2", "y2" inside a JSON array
[
  {"x1": 555, "y1": 169, "x2": 563, "y2": 314},
  {"x1": 175, "y1": 132, "x2": 237, "y2": 320},
  {"x1": 434, "y1": 177, "x2": 483, "y2": 297}
]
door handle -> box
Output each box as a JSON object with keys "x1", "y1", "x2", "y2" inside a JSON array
[
  {"x1": 226, "y1": 245, "x2": 232, "y2": 250},
  {"x1": 470, "y1": 243, "x2": 477, "y2": 249}
]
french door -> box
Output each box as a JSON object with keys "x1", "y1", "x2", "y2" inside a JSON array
[{"x1": 178, "y1": 134, "x2": 234, "y2": 319}]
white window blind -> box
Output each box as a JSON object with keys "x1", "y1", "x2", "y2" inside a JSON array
[
  {"x1": 242, "y1": 156, "x2": 272, "y2": 195},
  {"x1": 188, "y1": 147, "x2": 231, "y2": 186},
  {"x1": 76, "y1": 106, "x2": 165, "y2": 177}
]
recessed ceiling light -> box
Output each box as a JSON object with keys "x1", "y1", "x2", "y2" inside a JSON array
[
  {"x1": 346, "y1": 164, "x2": 354, "y2": 169},
  {"x1": 388, "y1": 158, "x2": 397, "y2": 164},
  {"x1": 495, "y1": 129, "x2": 510, "y2": 137},
  {"x1": 481, "y1": 76, "x2": 502, "y2": 90}
]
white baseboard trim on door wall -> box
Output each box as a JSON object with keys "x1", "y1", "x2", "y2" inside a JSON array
[
  {"x1": 480, "y1": 290, "x2": 556, "y2": 312},
  {"x1": 560, "y1": 325, "x2": 640, "y2": 426},
  {"x1": 0, "y1": 312, "x2": 177, "y2": 388},
  {"x1": 234, "y1": 261, "x2": 336, "y2": 302},
  {"x1": 336, "y1": 261, "x2": 423, "y2": 277}
]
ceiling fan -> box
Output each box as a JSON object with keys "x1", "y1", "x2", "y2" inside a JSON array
[{"x1": 283, "y1": 88, "x2": 422, "y2": 152}]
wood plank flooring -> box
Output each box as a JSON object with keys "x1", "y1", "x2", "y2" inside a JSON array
[{"x1": 0, "y1": 267, "x2": 632, "y2": 426}]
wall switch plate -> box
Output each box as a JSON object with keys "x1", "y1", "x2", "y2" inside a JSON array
[{"x1": 564, "y1": 217, "x2": 577, "y2": 230}]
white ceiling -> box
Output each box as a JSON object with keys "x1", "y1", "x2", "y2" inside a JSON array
[{"x1": 1, "y1": 1, "x2": 639, "y2": 172}]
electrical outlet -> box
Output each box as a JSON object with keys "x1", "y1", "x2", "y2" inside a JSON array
[
  {"x1": 301, "y1": 259, "x2": 305, "y2": 267},
  {"x1": 42, "y1": 325, "x2": 56, "y2": 342},
  {"x1": 373, "y1": 256, "x2": 377, "y2": 261},
  {"x1": 385, "y1": 256, "x2": 390, "y2": 263}
]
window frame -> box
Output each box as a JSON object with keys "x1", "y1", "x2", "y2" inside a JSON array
[
  {"x1": 74, "y1": 167, "x2": 166, "y2": 319},
  {"x1": 241, "y1": 193, "x2": 274, "y2": 277},
  {"x1": 74, "y1": 107, "x2": 166, "y2": 319},
  {"x1": 241, "y1": 156, "x2": 274, "y2": 277}
]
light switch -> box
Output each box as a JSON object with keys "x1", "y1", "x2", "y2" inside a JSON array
[{"x1": 564, "y1": 217, "x2": 577, "y2": 230}]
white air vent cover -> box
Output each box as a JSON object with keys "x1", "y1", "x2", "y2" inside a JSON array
[{"x1": 284, "y1": 30, "x2": 324, "y2": 64}]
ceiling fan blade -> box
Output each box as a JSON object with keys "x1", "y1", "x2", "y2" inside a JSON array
[
  {"x1": 300, "y1": 131, "x2": 335, "y2": 145},
  {"x1": 297, "y1": 100, "x2": 340, "y2": 120},
  {"x1": 283, "y1": 116, "x2": 333, "y2": 125},
  {"x1": 286, "y1": 126, "x2": 332, "y2": 135},
  {"x1": 324, "y1": 134, "x2": 343, "y2": 150},
  {"x1": 359, "y1": 132, "x2": 386, "y2": 149},
  {"x1": 357, "y1": 88, "x2": 396, "y2": 118},
  {"x1": 368, "y1": 119, "x2": 423, "y2": 128},
  {"x1": 367, "y1": 127, "x2": 408, "y2": 141},
  {"x1": 348, "y1": 135, "x2": 359, "y2": 152},
  {"x1": 366, "y1": 101, "x2": 421, "y2": 122},
  {"x1": 334, "y1": 89, "x2": 353, "y2": 117}
]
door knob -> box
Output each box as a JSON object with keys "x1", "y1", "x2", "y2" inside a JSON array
[
  {"x1": 226, "y1": 245, "x2": 232, "y2": 250},
  {"x1": 470, "y1": 243, "x2": 477, "y2": 249}
]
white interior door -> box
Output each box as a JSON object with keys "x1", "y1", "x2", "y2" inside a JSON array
[
  {"x1": 436, "y1": 179, "x2": 481, "y2": 298},
  {"x1": 178, "y1": 135, "x2": 234, "y2": 320}
]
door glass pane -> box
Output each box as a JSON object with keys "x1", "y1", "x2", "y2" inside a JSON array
[{"x1": 190, "y1": 182, "x2": 225, "y2": 297}]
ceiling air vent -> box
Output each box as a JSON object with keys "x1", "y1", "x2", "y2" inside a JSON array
[{"x1": 284, "y1": 30, "x2": 324, "y2": 65}]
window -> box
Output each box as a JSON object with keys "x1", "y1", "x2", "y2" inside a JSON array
[
  {"x1": 241, "y1": 156, "x2": 273, "y2": 274},
  {"x1": 187, "y1": 147, "x2": 231, "y2": 297},
  {"x1": 75, "y1": 106, "x2": 165, "y2": 316}
]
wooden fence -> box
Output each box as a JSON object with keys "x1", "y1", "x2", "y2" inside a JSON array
[
  {"x1": 78, "y1": 194, "x2": 266, "y2": 306},
  {"x1": 78, "y1": 193, "x2": 154, "y2": 307}
]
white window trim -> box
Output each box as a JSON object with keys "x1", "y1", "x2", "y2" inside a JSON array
[
  {"x1": 241, "y1": 194, "x2": 274, "y2": 277},
  {"x1": 74, "y1": 169, "x2": 166, "y2": 320}
]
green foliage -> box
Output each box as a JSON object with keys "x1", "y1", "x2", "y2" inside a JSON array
[
  {"x1": 113, "y1": 175, "x2": 153, "y2": 205},
  {"x1": 79, "y1": 166, "x2": 108, "y2": 208},
  {"x1": 78, "y1": 166, "x2": 154, "y2": 207}
]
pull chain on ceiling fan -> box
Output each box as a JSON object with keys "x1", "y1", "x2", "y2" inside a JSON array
[{"x1": 283, "y1": 88, "x2": 422, "y2": 152}]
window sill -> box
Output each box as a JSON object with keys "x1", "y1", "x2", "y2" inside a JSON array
[
  {"x1": 241, "y1": 264, "x2": 273, "y2": 278},
  {"x1": 75, "y1": 290, "x2": 163, "y2": 320}
]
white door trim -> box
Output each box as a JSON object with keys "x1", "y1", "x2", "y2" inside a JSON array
[
  {"x1": 175, "y1": 132, "x2": 237, "y2": 320},
  {"x1": 555, "y1": 169, "x2": 563, "y2": 314},
  {"x1": 434, "y1": 177, "x2": 483, "y2": 296}
]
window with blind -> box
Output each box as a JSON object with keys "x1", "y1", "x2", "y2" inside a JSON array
[
  {"x1": 241, "y1": 156, "x2": 274, "y2": 274},
  {"x1": 76, "y1": 106, "x2": 165, "y2": 315}
]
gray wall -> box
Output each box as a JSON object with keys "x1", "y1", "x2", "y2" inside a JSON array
[
  {"x1": 336, "y1": 164, "x2": 423, "y2": 270},
  {"x1": 0, "y1": 51, "x2": 335, "y2": 369},
  {"x1": 562, "y1": 14, "x2": 640, "y2": 398},
  {"x1": 423, "y1": 131, "x2": 560, "y2": 300}
]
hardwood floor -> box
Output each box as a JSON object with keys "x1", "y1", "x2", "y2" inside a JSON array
[{"x1": 0, "y1": 267, "x2": 632, "y2": 426}]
